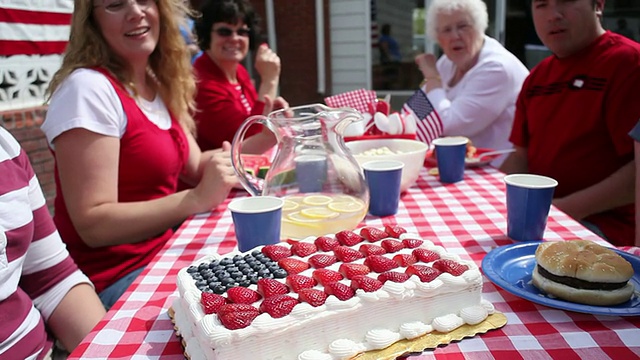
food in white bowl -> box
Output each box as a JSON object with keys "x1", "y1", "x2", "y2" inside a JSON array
[{"x1": 346, "y1": 138, "x2": 428, "y2": 192}]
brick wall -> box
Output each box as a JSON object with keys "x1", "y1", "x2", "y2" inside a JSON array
[
  {"x1": 1, "y1": 107, "x2": 56, "y2": 211},
  {"x1": 273, "y1": 0, "x2": 330, "y2": 105},
  {"x1": 250, "y1": 0, "x2": 331, "y2": 106}
]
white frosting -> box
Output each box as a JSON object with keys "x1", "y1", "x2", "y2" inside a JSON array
[
  {"x1": 439, "y1": 272, "x2": 470, "y2": 288},
  {"x1": 172, "y1": 232, "x2": 490, "y2": 360},
  {"x1": 432, "y1": 314, "x2": 465, "y2": 333},
  {"x1": 382, "y1": 281, "x2": 411, "y2": 299},
  {"x1": 290, "y1": 302, "x2": 325, "y2": 319},
  {"x1": 328, "y1": 339, "x2": 362, "y2": 359},
  {"x1": 365, "y1": 329, "x2": 401, "y2": 349},
  {"x1": 298, "y1": 350, "x2": 334, "y2": 360},
  {"x1": 460, "y1": 305, "x2": 489, "y2": 325},
  {"x1": 325, "y1": 295, "x2": 360, "y2": 310},
  {"x1": 481, "y1": 299, "x2": 496, "y2": 314},
  {"x1": 399, "y1": 321, "x2": 433, "y2": 339},
  {"x1": 415, "y1": 278, "x2": 444, "y2": 295}
]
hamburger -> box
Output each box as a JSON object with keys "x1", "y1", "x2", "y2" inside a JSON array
[{"x1": 532, "y1": 240, "x2": 635, "y2": 306}]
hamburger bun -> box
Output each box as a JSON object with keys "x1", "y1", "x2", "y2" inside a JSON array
[{"x1": 532, "y1": 240, "x2": 635, "y2": 306}]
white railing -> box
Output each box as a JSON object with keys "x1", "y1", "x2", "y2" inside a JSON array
[{"x1": 0, "y1": 54, "x2": 63, "y2": 112}]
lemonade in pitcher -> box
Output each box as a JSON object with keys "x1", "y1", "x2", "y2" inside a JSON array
[{"x1": 281, "y1": 193, "x2": 367, "y2": 240}]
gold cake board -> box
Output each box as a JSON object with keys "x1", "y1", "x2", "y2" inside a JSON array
[
  {"x1": 168, "y1": 307, "x2": 507, "y2": 360},
  {"x1": 352, "y1": 313, "x2": 507, "y2": 359}
]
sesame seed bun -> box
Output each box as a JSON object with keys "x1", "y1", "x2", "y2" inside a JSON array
[{"x1": 532, "y1": 240, "x2": 635, "y2": 306}]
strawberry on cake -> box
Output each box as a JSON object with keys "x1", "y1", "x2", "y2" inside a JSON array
[{"x1": 172, "y1": 225, "x2": 494, "y2": 360}]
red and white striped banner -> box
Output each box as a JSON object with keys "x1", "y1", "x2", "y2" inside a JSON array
[{"x1": 0, "y1": 1, "x2": 72, "y2": 56}]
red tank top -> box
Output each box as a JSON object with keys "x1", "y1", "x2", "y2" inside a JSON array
[{"x1": 52, "y1": 68, "x2": 189, "y2": 293}]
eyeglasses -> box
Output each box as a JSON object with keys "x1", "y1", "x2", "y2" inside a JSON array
[
  {"x1": 94, "y1": 0, "x2": 157, "y2": 15},
  {"x1": 213, "y1": 27, "x2": 251, "y2": 38},
  {"x1": 436, "y1": 22, "x2": 474, "y2": 37}
]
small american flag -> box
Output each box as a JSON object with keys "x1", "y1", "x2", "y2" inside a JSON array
[{"x1": 402, "y1": 88, "x2": 442, "y2": 145}]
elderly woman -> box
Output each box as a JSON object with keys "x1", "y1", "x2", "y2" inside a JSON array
[
  {"x1": 415, "y1": 0, "x2": 528, "y2": 167},
  {"x1": 193, "y1": 0, "x2": 287, "y2": 154},
  {"x1": 42, "y1": 0, "x2": 237, "y2": 309}
]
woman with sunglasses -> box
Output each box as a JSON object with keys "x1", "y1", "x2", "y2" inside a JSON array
[
  {"x1": 193, "y1": 0, "x2": 288, "y2": 153},
  {"x1": 41, "y1": 0, "x2": 238, "y2": 310}
]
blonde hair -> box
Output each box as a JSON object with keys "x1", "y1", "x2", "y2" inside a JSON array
[{"x1": 47, "y1": 0, "x2": 197, "y2": 133}]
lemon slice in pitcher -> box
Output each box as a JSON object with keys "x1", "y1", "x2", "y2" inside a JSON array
[
  {"x1": 328, "y1": 200, "x2": 365, "y2": 213},
  {"x1": 287, "y1": 211, "x2": 323, "y2": 223},
  {"x1": 332, "y1": 194, "x2": 359, "y2": 202},
  {"x1": 301, "y1": 207, "x2": 339, "y2": 219},
  {"x1": 302, "y1": 195, "x2": 333, "y2": 206},
  {"x1": 282, "y1": 200, "x2": 300, "y2": 211}
]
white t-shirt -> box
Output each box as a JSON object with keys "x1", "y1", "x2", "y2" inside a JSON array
[{"x1": 42, "y1": 68, "x2": 172, "y2": 148}]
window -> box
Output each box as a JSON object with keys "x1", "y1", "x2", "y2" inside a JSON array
[
  {"x1": 604, "y1": 1, "x2": 640, "y2": 42},
  {"x1": 370, "y1": 0, "x2": 504, "y2": 94}
]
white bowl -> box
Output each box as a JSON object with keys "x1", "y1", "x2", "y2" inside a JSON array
[{"x1": 346, "y1": 138, "x2": 428, "y2": 192}]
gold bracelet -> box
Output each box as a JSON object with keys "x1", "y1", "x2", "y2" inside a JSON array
[{"x1": 420, "y1": 76, "x2": 441, "y2": 87}]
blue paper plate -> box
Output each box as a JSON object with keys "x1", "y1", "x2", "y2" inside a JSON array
[{"x1": 482, "y1": 241, "x2": 640, "y2": 316}]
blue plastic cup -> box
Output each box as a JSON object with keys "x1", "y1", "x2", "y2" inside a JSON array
[
  {"x1": 228, "y1": 196, "x2": 284, "y2": 252},
  {"x1": 295, "y1": 154, "x2": 328, "y2": 193},
  {"x1": 504, "y1": 174, "x2": 558, "y2": 242},
  {"x1": 432, "y1": 137, "x2": 468, "y2": 183},
  {"x1": 362, "y1": 160, "x2": 404, "y2": 217}
]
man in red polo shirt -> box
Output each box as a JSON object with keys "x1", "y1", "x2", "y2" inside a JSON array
[{"x1": 501, "y1": 0, "x2": 640, "y2": 246}]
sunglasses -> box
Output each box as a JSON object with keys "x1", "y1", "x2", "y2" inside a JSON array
[{"x1": 213, "y1": 27, "x2": 251, "y2": 38}]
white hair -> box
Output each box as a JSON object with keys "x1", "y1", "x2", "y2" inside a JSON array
[{"x1": 426, "y1": 0, "x2": 489, "y2": 40}]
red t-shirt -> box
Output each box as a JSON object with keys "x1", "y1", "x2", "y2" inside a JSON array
[
  {"x1": 52, "y1": 68, "x2": 189, "y2": 293},
  {"x1": 510, "y1": 31, "x2": 640, "y2": 246},
  {"x1": 193, "y1": 53, "x2": 265, "y2": 151}
]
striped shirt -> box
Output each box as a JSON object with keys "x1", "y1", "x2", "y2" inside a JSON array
[{"x1": 0, "y1": 127, "x2": 92, "y2": 360}]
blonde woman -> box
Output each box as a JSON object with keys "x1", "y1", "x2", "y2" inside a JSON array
[{"x1": 42, "y1": 0, "x2": 237, "y2": 309}]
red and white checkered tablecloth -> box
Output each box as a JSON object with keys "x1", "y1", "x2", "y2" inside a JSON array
[
  {"x1": 324, "y1": 89, "x2": 377, "y2": 114},
  {"x1": 69, "y1": 167, "x2": 640, "y2": 360}
]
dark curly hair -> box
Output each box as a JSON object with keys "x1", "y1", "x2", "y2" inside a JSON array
[{"x1": 194, "y1": 0, "x2": 260, "y2": 52}]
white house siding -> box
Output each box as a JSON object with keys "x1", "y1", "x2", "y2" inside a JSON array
[
  {"x1": 329, "y1": 0, "x2": 371, "y2": 93},
  {"x1": 328, "y1": 0, "x2": 417, "y2": 95}
]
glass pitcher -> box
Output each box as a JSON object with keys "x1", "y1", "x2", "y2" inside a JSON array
[{"x1": 231, "y1": 104, "x2": 369, "y2": 240}]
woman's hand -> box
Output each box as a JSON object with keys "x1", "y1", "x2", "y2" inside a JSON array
[
  {"x1": 255, "y1": 44, "x2": 281, "y2": 102},
  {"x1": 415, "y1": 53, "x2": 439, "y2": 80},
  {"x1": 272, "y1": 96, "x2": 289, "y2": 112},
  {"x1": 255, "y1": 43, "x2": 281, "y2": 85},
  {"x1": 190, "y1": 141, "x2": 238, "y2": 213},
  {"x1": 262, "y1": 94, "x2": 290, "y2": 116}
]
